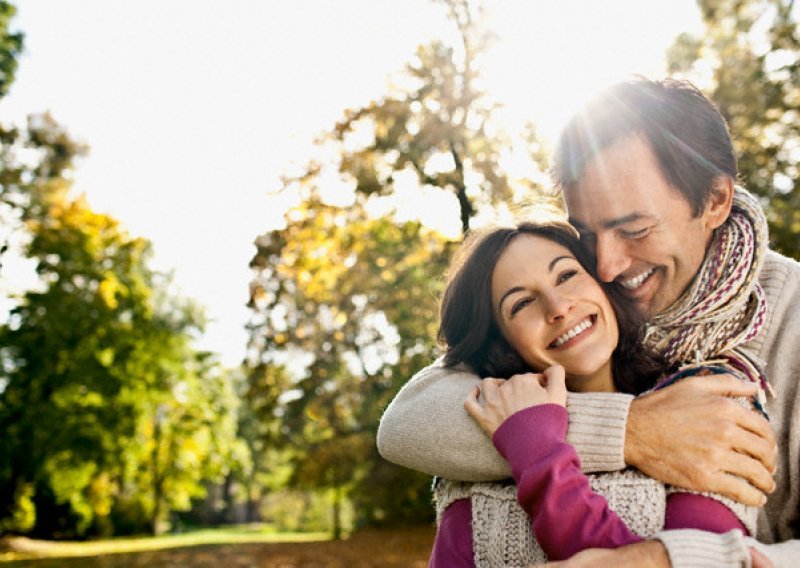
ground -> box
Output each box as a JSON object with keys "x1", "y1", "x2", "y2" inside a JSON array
[{"x1": 0, "y1": 526, "x2": 436, "y2": 567}]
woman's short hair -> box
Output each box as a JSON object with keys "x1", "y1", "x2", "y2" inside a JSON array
[{"x1": 438, "y1": 219, "x2": 668, "y2": 395}]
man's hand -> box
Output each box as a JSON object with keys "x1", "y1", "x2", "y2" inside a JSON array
[
  {"x1": 536, "y1": 540, "x2": 669, "y2": 567},
  {"x1": 625, "y1": 373, "x2": 777, "y2": 506},
  {"x1": 464, "y1": 366, "x2": 567, "y2": 437}
]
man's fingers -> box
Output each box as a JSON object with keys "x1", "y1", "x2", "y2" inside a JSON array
[
  {"x1": 687, "y1": 373, "x2": 758, "y2": 397},
  {"x1": 708, "y1": 469, "x2": 768, "y2": 507},
  {"x1": 725, "y1": 451, "x2": 775, "y2": 498},
  {"x1": 733, "y1": 427, "x2": 778, "y2": 478}
]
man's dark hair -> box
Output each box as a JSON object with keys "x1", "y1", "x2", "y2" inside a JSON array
[
  {"x1": 552, "y1": 77, "x2": 737, "y2": 217},
  {"x1": 438, "y1": 220, "x2": 669, "y2": 395}
]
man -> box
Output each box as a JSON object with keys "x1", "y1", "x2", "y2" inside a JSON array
[{"x1": 377, "y1": 78, "x2": 800, "y2": 566}]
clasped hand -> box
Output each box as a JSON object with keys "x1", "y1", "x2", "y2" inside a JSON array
[{"x1": 464, "y1": 365, "x2": 567, "y2": 437}]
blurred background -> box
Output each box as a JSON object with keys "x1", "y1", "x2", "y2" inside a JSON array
[{"x1": 1, "y1": 0, "x2": 798, "y2": 565}]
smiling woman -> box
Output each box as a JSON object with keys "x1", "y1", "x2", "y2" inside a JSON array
[{"x1": 490, "y1": 232, "x2": 618, "y2": 392}]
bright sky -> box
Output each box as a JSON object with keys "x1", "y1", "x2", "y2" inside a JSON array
[{"x1": 0, "y1": 0, "x2": 702, "y2": 367}]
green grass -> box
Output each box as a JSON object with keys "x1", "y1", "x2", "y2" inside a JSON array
[{"x1": 0, "y1": 525, "x2": 330, "y2": 562}]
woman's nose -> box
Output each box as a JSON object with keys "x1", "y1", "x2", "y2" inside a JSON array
[{"x1": 545, "y1": 293, "x2": 575, "y2": 322}]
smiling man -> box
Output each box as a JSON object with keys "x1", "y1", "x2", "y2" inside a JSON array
[{"x1": 378, "y1": 78, "x2": 800, "y2": 566}]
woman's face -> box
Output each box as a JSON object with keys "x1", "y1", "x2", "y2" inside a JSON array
[{"x1": 491, "y1": 233, "x2": 619, "y2": 391}]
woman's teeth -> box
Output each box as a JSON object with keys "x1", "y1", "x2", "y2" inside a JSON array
[{"x1": 551, "y1": 317, "x2": 593, "y2": 348}]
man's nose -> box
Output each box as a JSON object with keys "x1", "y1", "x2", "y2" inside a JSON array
[{"x1": 595, "y1": 234, "x2": 631, "y2": 283}]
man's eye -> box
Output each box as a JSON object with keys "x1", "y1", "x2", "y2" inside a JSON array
[
  {"x1": 621, "y1": 228, "x2": 649, "y2": 239},
  {"x1": 511, "y1": 298, "x2": 533, "y2": 316}
]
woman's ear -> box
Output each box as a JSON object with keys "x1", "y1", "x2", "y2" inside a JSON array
[{"x1": 704, "y1": 176, "x2": 734, "y2": 230}]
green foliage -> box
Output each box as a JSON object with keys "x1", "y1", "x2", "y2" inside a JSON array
[
  {"x1": 0, "y1": 115, "x2": 243, "y2": 538},
  {"x1": 668, "y1": 0, "x2": 800, "y2": 258},
  {"x1": 246, "y1": 192, "x2": 447, "y2": 529},
  {"x1": 0, "y1": 0, "x2": 23, "y2": 99}
]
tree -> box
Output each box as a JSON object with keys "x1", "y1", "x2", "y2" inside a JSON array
[
  {"x1": 246, "y1": 191, "x2": 448, "y2": 533},
  {"x1": 0, "y1": 116, "x2": 239, "y2": 537},
  {"x1": 668, "y1": 0, "x2": 800, "y2": 258},
  {"x1": 0, "y1": 0, "x2": 23, "y2": 99},
  {"x1": 328, "y1": 0, "x2": 548, "y2": 236},
  {"x1": 0, "y1": 0, "x2": 25, "y2": 276}
]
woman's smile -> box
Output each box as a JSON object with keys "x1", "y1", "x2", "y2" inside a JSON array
[{"x1": 548, "y1": 314, "x2": 597, "y2": 349}]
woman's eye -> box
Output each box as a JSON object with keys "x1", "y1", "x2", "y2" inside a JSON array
[
  {"x1": 557, "y1": 269, "x2": 578, "y2": 284},
  {"x1": 510, "y1": 298, "x2": 533, "y2": 316}
]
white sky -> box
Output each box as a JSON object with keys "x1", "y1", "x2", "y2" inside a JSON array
[{"x1": 0, "y1": 0, "x2": 702, "y2": 366}]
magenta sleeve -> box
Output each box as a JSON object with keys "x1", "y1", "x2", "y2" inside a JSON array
[
  {"x1": 429, "y1": 498, "x2": 474, "y2": 567},
  {"x1": 492, "y1": 404, "x2": 642, "y2": 560},
  {"x1": 664, "y1": 493, "x2": 748, "y2": 534}
]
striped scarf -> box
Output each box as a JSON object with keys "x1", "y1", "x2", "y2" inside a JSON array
[{"x1": 643, "y1": 187, "x2": 769, "y2": 397}]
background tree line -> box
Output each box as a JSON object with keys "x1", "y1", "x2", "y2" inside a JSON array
[{"x1": 1, "y1": 0, "x2": 799, "y2": 540}]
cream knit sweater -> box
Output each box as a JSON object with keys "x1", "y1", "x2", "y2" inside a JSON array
[{"x1": 378, "y1": 250, "x2": 800, "y2": 567}]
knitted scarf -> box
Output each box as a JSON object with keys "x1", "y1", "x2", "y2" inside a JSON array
[{"x1": 643, "y1": 187, "x2": 769, "y2": 396}]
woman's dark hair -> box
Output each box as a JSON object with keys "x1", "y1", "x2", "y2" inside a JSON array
[{"x1": 438, "y1": 220, "x2": 670, "y2": 395}]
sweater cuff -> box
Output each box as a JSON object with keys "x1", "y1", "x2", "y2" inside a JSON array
[
  {"x1": 565, "y1": 392, "x2": 633, "y2": 473},
  {"x1": 656, "y1": 529, "x2": 751, "y2": 568}
]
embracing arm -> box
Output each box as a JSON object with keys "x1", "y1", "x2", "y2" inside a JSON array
[
  {"x1": 377, "y1": 359, "x2": 634, "y2": 480},
  {"x1": 625, "y1": 374, "x2": 776, "y2": 506},
  {"x1": 377, "y1": 360, "x2": 509, "y2": 481}
]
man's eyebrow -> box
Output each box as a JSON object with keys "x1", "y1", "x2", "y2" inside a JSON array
[{"x1": 569, "y1": 213, "x2": 652, "y2": 231}]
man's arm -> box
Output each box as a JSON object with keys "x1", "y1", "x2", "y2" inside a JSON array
[
  {"x1": 625, "y1": 374, "x2": 777, "y2": 506},
  {"x1": 377, "y1": 360, "x2": 509, "y2": 481},
  {"x1": 377, "y1": 359, "x2": 635, "y2": 480}
]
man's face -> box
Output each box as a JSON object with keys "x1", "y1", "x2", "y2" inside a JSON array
[{"x1": 564, "y1": 134, "x2": 725, "y2": 317}]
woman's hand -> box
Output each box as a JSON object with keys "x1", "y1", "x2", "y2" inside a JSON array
[{"x1": 464, "y1": 365, "x2": 567, "y2": 437}]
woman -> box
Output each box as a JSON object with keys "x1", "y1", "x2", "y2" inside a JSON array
[{"x1": 429, "y1": 219, "x2": 764, "y2": 566}]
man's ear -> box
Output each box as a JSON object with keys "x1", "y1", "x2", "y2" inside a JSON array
[{"x1": 704, "y1": 176, "x2": 734, "y2": 230}]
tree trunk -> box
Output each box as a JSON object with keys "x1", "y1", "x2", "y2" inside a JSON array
[{"x1": 331, "y1": 486, "x2": 342, "y2": 540}]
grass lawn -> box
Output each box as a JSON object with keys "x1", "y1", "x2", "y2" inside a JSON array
[{"x1": 0, "y1": 525, "x2": 435, "y2": 567}]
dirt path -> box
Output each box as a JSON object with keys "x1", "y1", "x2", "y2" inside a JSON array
[{"x1": 2, "y1": 526, "x2": 436, "y2": 567}]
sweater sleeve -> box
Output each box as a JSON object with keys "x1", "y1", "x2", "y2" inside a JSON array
[
  {"x1": 377, "y1": 358, "x2": 633, "y2": 480},
  {"x1": 429, "y1": 499, "x2": 474, "y2": 567},
  {"x1": 494, "y1": 405, "x2": 751, "y2": 561}
]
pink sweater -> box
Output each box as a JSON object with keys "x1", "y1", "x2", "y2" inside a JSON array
[{"x1": 429, "y1": 404, "x2": 746, "y2": 566}]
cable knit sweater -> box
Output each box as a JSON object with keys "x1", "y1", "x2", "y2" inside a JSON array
[
  {"x1": 378, "y1": 250, "x2": 800, "y2": 566},
  {"x1": 430, "y1": 405, "x2": 752, "y2": 567}
]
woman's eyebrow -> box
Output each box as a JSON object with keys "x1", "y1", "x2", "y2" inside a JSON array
[{"x1": 549, "y1": 255, "x2": 574, "y2": 271}]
